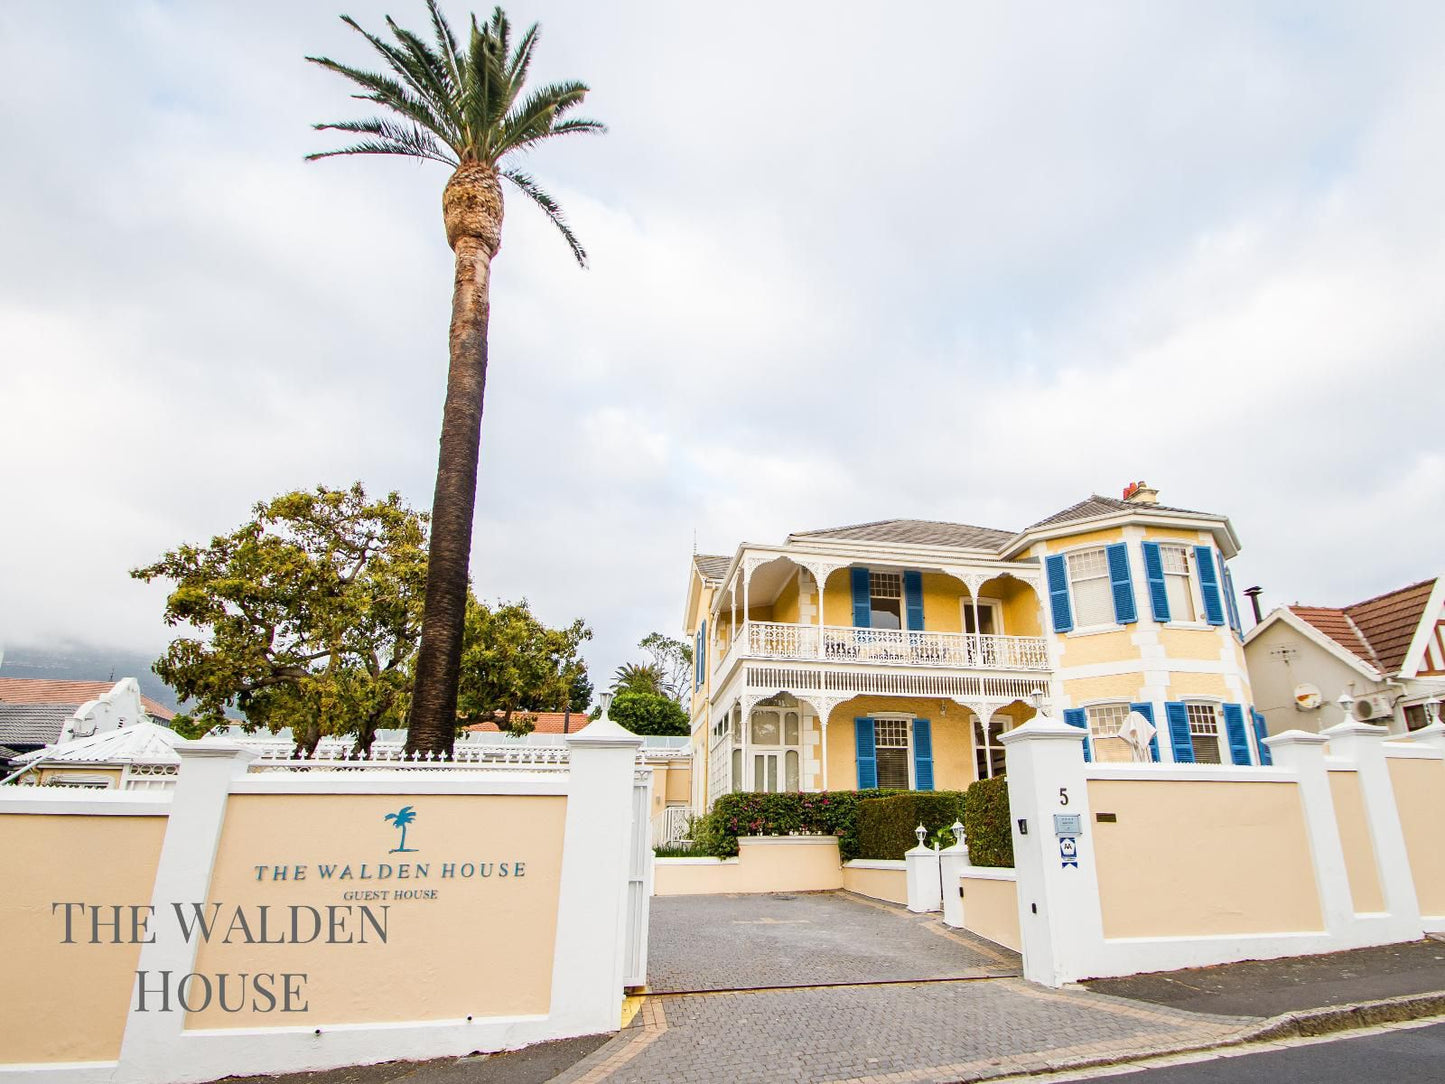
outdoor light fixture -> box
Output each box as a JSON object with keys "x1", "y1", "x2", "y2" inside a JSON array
[
  {"x1": 599, "y1": 691, "x2": 614, "y2": 720},
  {"x1": 950, "y1": 820, "x2": 966, "y2": 845},
  {"x1": 1029, "y1": 688, "x2": 1046, "y2": 713},
  {"x1": 1427, "y1": 698, "x2": 1442, "y2": 726},
  {"x1": 1337, "y1": 690, "x2": 1355, "y2": 718},
  {"x1": 914, "y1": 823, "x2": 927, "y2": 848}
]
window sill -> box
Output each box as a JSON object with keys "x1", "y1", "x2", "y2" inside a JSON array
[
  {"x1": 1066, "y1": 625, "x2": 1125, "y2": 638},
  {"x1": 1161, "y1": 622, "x2": 1213, "y2": 632}
]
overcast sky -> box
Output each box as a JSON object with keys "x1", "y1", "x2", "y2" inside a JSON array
[{"x1": 2, "y1": 1, "x2": 1443, "y2": 690}]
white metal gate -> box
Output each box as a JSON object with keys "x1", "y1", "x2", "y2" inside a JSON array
[{"x1": 622, "y1": 768, "x2": 652, "y2": 989}]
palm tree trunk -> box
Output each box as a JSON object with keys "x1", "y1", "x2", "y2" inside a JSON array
[{"x1": 406, "y1": 166, "x2": 503, "y2": 755}]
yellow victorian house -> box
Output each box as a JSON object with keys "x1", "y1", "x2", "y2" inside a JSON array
[{"x1": 682, "y1": 483, "x2": 1263, "y2": 812}]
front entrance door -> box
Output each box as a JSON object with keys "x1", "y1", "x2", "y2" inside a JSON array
[{"x1": 748, "y1": 707, "x2": 801, "y2": 792}]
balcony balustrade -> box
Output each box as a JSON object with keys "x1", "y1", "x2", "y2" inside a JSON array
[{"x1": 718, "y1": 620, "x2": 1050, "y2": 679}]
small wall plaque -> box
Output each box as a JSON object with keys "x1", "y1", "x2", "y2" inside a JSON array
[{"x1": 1053, "y1": 813, "x2": 1083, "y2": 836}]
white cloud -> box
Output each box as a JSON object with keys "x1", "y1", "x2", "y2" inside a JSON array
[{"x1": 3, "y1": 0, "x2": 1445, "y2": 687}]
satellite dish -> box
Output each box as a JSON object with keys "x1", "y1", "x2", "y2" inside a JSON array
[{"x1": 1293, "y1": 683, "x2": 1322, "y2": 711}]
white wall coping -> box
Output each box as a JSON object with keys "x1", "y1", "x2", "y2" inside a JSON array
[
  {"x1": 738, "y1": 834, "x2": 838, "y2": 847},
  {"x1": 1383, "y1": 744, "x2": 1442, "y2": 761},
  {"x1": 0, "y1": 791, "x2": 172, "y2": 816},
  {"x1": 231, "y1": 774, "x2": 571, "y2": 796},
  {"x1": 959, "y1": 866, "x2": 1017, "y2": 882},
  {"x1": 843, "y1": 859, "x2": 907, "y2": 870},
  {"x1": 654, "y1": 856, "x2": 738, "y2": 866},
  {"x1": 1085, "y1": 765, "x2": 1298, "y2": 784}
]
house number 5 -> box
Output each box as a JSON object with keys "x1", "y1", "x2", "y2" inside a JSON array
[{"x1": 1059, "y1": 788, "x2": 1069, "y2": 806}]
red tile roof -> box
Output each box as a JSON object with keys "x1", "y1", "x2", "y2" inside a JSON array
[
  {"x1": 464, "y1": 710, "x2": 590, "y2": 735},
  {"x1": 0, "y1": 678, "x2": 175, "y2": 721},
  {"x1": 1287, "y1": 577, "x2": 1438, "y2": 676}
]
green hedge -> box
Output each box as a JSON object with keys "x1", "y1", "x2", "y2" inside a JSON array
[
  {"x1": 962, "y1": 775, "x2": 1013, "y2": 867},
  {"x1": 690, "y1": 791, "x2": 881, "y2": 860},
  {"x1": 855, "y1": 791, "x2": 967, "y2": 860}
]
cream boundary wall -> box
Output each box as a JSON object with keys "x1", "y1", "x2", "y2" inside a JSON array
[
  {"x1": 653, "y1": 836, "x2": 842, "y2": 895},
  {"x1": 0, "y1": 724, "x2": 645, "y2": 1084},
  {"x1": 190, "y1": 793, "x2": 567, "y2": 1029},
  {"x1": 955, "y1": 870, "x2": 1021, "y2": 953},
  {"x1": 1387, "y1": 753, "x2": 1445, "y2": 920},
  {"x1": 0, "y1": 795, "x2": 170, "y2": 1065},
  {"x1": 841, "y1": 860, "x2": 908, "y2": 905},
  {"x1": 1089, "y1": 778, "x2": 1321, "y2": 938},
  {"x1": 999, "y1": 717, "x2": 1435, "y2": 987}
]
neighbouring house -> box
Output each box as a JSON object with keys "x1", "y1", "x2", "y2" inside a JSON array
[
  {"x1": 0, "y1": 677, "x2": 173, "y2": 770},
  {"x1": 1244, "y1": 577, "x2": 1445, "y2": 737},
  {"x1": 4, "y1": 721, "x2": 183, "y2": 790},
  {"x1": 463, "y1": 710, "x2": 592, "y2": 735},
  {"x1": 683, "y1": 482, "x2": 1264, "y2": 811}
]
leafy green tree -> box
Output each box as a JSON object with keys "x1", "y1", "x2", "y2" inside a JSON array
[
  {"x1": 612, "y1": 661, "x2": 666, "y2": 697},
  {"x1": 608, "y1": 689, "x2": 690, "y2": 737},
  {"x1": 131, "y1": 484, "x2": 428, "y2": 754},
  {"x1": 308, "y1": 3, "x2": 604, "y2": 755},
  {"x1": 456, "y1": 598, "x2": 591, "y2": 734}
]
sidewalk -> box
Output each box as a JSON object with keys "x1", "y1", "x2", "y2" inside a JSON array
[{"x1": 211, "y1": 939, "x2": 1445, "y2": 1084}]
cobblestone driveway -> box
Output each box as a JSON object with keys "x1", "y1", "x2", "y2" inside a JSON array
[
  {"x1": 647, "y1": 892, "x2": 1019, "y2": 993},
  {"x1": 556, "y1": 980, "x2": 1254, "y2": 1084}
]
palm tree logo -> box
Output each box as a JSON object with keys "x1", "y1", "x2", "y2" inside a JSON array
[{"x1": 384, "y1": 805, "x2": 419, "y2": 854}]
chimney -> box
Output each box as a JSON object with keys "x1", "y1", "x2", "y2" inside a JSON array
[{"x1": 1123, "y1": 480, "x2": 1159, "y2": 505}]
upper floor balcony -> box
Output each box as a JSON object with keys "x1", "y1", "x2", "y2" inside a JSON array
[{"x1": 720, "y1": 620, "x2": 1050, "y2": 679}]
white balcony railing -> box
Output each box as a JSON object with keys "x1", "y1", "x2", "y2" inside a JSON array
[{"x1": 726, "y1": 621, "x2": 1050, "y2": 673}]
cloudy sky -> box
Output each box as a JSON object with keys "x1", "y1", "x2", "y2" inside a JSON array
[{"x1": 2, "y1": 1, "x2": 1443, "y2": 691}]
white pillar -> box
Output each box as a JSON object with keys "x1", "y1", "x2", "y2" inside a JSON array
[
  {"x1": 819, "y1": 715, "x2": 830, "y2": 791},
  {"x1": 905, "y1": 839, "x2": 943, "y2": 913},
  {"x1": 815, "y1": 568, "x2": 826, "y2": 659},
  {"x1": 939, "y1": 835, "x2": 971, "y2": 928},
  {"x1": 998, "y1": 714, "x2": 1104, "y2": 987},
  {"x1": 1262, "y1": 730, "x2": 1355, "y2": 939},
  {"x1": 1319, "y1": 721, "x2": 1422, "y2": 937},
  {"x1": 119, "y1": 740, "x2": 257, "y2": 1078},
  {"x1": 1407, "y1": 720, "x2": 1445, "y2": 754},
  {"x1": 550, "y1": 715, "x2": 644, "y2": 1032}
]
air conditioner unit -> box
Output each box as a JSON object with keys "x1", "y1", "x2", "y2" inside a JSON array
[{"x1": 1352, "y1": 695, "x2": 1394, "y2": 723}]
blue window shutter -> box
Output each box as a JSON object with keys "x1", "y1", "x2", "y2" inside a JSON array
[
  {"x1": 1046, "y1": 555, "x2": 1073, "y2": 633},
  {"x1": 696, "y1": 621, "x2": 706, "y2": 686},
  {"x1": 1222, "y1": 703, "x2": 1251, "y2": 765},
  {"x1": 1063, "y1": 707, "x2": 1090, "y2": 762},
  {"x1": 1141, "y1": 541, "x2": 1170, "y2": 622},
  {"x1": 1222, "y1": 564, "x2": 1243, "y2": 639},
  {"x1": 1195, "y1": 546, "x2": 1225, "y2": 626},
  {"x1": 1165, "y1": 702, "x2": 1194, "y2": 763},
  {"x1": 1252, "y1": 708, "x2": 1273, "y2": 766},
  {"x1": 851, "y1": 567, "x2": 872, "y2": 628},
  {"x1": 1129, "y1": 702, "x2": 1160, "y2": 762},
  {"x1": 903, "y1": 570, "x2": 925, "y2": 631},
  {"x1": 1106, "y1": 542, "x2": 1137, "y2": 624},
  {"x1": 855, "y1": 717, "x2": 877, "y2": 790},
  {"x1": 912, "y1": 718, "x2": 934, "y2": 791}
]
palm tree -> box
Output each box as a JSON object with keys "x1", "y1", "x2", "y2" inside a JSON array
[
  {"x1": 307, "y1": 3, "x2": 603, "y2": 755},
  {"x1": 384, "y1": 805, "x2": 419, "y2": 853},
  {"x1": 612, "y1": 662, "x2": 667, "y2": 698}
]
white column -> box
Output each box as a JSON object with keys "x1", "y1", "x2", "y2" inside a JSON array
[
  {"x1": 119, "y1": 741, "x2": 257, "y2": 1078},
  {"x1": 998, "y1": 714, "x2": 1104, "y2": 987},
  {"x1": 820, "y1": 715, "x2": 830, "y2": 790},
  {"x1": 551, "y1": 715, "x2": 644, "y2": 1032},
  {"x1": 1262, "y1": 730, "x2": 1355, "y2": 939},
  {"x1": 939, "y1": 831, "x2": 971, "y2": 928},
  {"x1": 905, "y1": 839, "x2": 943, "y2": 913},
  {"x1": 1319, "y1": 721, "x2": 1422, "y2": 937},
  {"x1": 815, "y1": 567, "x2": 826, "y2": 659}
]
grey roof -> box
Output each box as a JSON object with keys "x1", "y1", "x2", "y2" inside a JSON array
[
  {"x1": 1027, "y1": 494, "x2": 1219, "y2": 530},
  {"x1": 793, "y1": 519, "x2": 1015, "y2": 551},
  {"x1": 0, "y1": 745, "x2": 22, "y2": 763},
  {"x1": 694, "y1": 554, "x2": 731, "y2": 581},
  {"x1": 0, "y1": 704, "x2": 71, "y2": 748}
]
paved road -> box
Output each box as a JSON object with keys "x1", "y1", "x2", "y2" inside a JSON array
[
  {"x1": 1096, "y1": 1020, "x2": 1445, "y2": 1082},
  {"x1": 647, "y1": 891, "x2": 1018, "y2": 992}
]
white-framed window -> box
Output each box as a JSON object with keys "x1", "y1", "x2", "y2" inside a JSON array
[
  {"x1": 1185, "y1": 701, "x2": 1222, "y2": 764},
  {"x1": 960, "y1": 598, "x2": 1003, "y2": 636},
  {"x1": 1160, "y1": 545, "x2": 1198, "y2": 623},
  {"x1": 1086, "y1": 702, "x2": 1134, "y2": 764},
  {"x1": 874, "y1": 716, "x2": 911, "y2": 789},
  {"x1": 869, "y1": 571, "x2": 903, "y2": 630},
  {"x1": 1066, "y1": 547, "x2": 1115, "y2": 628},
  {"x1": 974, "y1": 712, "x2": 1008, "y2": 779},
  {"x1": 746, "y1": 703, "x2": 803, "y2": 793}
]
